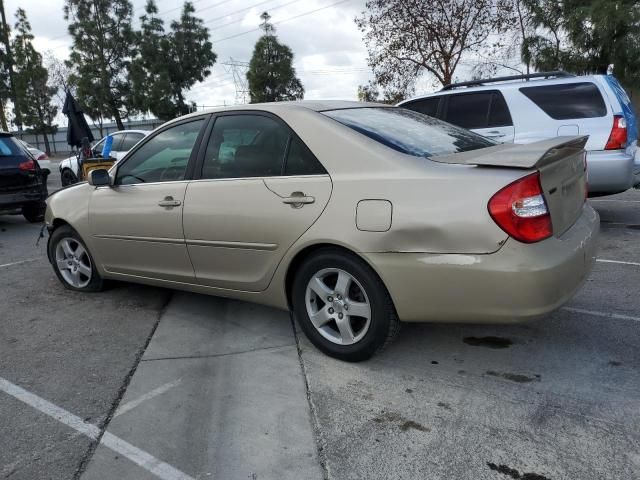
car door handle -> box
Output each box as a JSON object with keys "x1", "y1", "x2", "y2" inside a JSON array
[
  {"x1": 485, "y1": 131, "x2": 506, "y2": 138},
  {"x1": 158, "y1": 196, "x2": 182, "y2": 207},
  {"x1": 282, "y1": 192, "x2": 315, "y2": 208}
]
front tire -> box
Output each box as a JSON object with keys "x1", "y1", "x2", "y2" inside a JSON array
[
  {"x1": 61, "y1": 168, "x2": 77, "y2": 187},
  {"x1": 48, "y1": 225, "x2": 104, "y2": 292},
  {"x1": 292, "y1": 248, "x2": 400, "y2": 362}
]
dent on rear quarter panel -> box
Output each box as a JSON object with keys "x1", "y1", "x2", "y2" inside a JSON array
[{"x1": 273, "y1": 107, "x2": 516, "y2": 254}]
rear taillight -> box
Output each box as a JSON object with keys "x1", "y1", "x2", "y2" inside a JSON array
[
  {"x1": 36, "y1": 153, "x2": 48, "y2": 160},
  {"x1": 18, "y1": 159, "x2": 36, "y2": 171},
  {"x1": 488, "y1": 172, "x2": 552, "y2": 243},
  {"x1": 605, "y1": 115, "x2": 627, "y2": 150}
]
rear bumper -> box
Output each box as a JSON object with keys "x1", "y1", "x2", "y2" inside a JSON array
[
  {"x1": 364, "y1": 206, "x2": 599, "y2": 323},
  {"x1": 0, "y1": 189, "x2": 47, "y2": 210},
  {"x1": 586, "y1": 149, "x2": 634, "y2": 194}
]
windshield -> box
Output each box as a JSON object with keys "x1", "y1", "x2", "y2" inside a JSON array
[{"x1": 323, "y1": 107, "x2": 495, "y2": 157}]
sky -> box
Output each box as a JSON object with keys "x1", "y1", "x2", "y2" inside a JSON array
[{"x1": 4, "y1": 0, "x2": 383, "y2": 115}]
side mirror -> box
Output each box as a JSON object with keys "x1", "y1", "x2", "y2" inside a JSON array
[
  {"x1": 88, "y1": 169, "x2": 111, "y2": 187},
  {"x1": 41, "y1": 168, "x2": 51, "y2": 176}
]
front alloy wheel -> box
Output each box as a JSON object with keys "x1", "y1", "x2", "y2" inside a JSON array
[
  {"x1": 49, "y1": 225, "x2": 104, "y2": 292},
  {"x1": 55, "y1": 237, "x2": 93, "y2": 288}
]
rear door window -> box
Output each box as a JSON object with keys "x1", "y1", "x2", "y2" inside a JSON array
[
  {"x1": 519, "y1": 82, "x2": 607, "y2": 119},
  {"x1": 201, "y1": 114, "x2": 289, "y2": 179},
  {"x1": 444, "y1": 92, "x2": 492, "y2": 129},
  {"x1": 110, "y1": 133, "x2": 125, "y2": 152},
  {"x1": 119, "y1": 133, "x2": 145, "y2": 151},
  {"x1": 402, "y1": 97, "x2": 441, "y2": 118},
  {"x1": 283, "y1": 136, "x2": 327, "y2": 176},
  {"x1": 442, "y1": 91, "x2": 512, "y2": 129}
]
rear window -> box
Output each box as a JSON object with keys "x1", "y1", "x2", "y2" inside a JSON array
[
  {"x1": 519, "y1": 82, "x2": 607, "y2": 120},
  {"x1": 0, "y1": 136, "x2": 27, "y2": 157},
  {"x1": 322, "y1": 107, "x2": 495, "y2": 158}
]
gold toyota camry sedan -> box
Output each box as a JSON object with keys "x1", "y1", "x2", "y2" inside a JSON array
[{"x1": 46, "y1": 101, "x2": 599, "y2": 361}]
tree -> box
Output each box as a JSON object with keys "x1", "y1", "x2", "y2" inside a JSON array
[
  {"x1": 247, "y1": 12, "x2": 304, "y2": 103},
  {"x1": 12, "y1": 9, "x2": 57, "y2": 154},
  {"x1": 0, "y1": 17, "x2": 9, "y2": 130},
  {"x1": 357, "y1": 81, "x2": 379, "y2": 102},
  {"x1": 0, "y1": 0, "x2": 19, "y2": 129},
  {"x1": 64, "y1": 0, "x2": 135, "y2": 130},
  {"x1": 355, "y1": 0, "x2": 513, "y2": 92},
  {"x1": 130, "y1": 0, "x2": 216, "y2": 120},
  {"x1": 523, "y1": 0, "x2": 640, "y2": 89}
]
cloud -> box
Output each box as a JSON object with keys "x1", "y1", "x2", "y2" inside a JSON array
[{"x1": 7, "y1": 0, "x2": 374, "y2": 121}]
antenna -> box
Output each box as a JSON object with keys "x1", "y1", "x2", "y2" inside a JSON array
[{"x1": 222, "y1": 57, "x2": 250, "y2": 104}]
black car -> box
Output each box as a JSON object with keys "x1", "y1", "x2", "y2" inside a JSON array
[{"x1": 0, "y1": 132, "x2": 49, "y2": 223}]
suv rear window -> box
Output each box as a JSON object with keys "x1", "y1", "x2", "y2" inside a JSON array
[
  {"x1": 0, "y1": 136, "x2": 27, "y2": 158},
  {"x1": 519, "y1": 82, "x2": 607, "y2": 119},
  {"x1": 323, "y1": 107, "x2": 495, "y2": 158}
]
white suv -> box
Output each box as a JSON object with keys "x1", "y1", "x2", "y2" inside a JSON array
[
  {"x1": 59, "y1": 129, "x2": 150, "y2": 186},
  {"x1": 398, "y1": 72, "x2": 639, "y2": 195}
]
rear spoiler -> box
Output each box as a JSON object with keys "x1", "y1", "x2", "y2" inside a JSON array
[{"x1": 432, "y1": 136, "x2": 588, "y2": 169}]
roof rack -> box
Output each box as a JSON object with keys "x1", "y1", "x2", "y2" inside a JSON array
[{"x1": 441, "y1": 71, "x2": 574, "y2": 91}]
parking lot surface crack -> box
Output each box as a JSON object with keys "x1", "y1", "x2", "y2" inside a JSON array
[
  {"x1": 72, "y1": 292, "x2": 173, "y2": 480},
  {"x1": 141, "y1": 343, "x2": 296, "y2": 362}
]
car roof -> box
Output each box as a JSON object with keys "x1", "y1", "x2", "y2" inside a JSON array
[
  {"x1": 400, "y1": 74, "x2": 607, "y2": 104},
  {"x1": 161, "y1": 100, "x2": 391, "y2": 127},
  {"x1": 111, "y1": 129, "x2": 151, "y2": 135}
]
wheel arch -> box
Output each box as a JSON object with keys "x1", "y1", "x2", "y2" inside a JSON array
[
  {"x1": 284, "y1": 242, "x2": 391, "y2": 310},
  {"x1": 46, "y1": 218, "x2": 72, "y2": 263}
]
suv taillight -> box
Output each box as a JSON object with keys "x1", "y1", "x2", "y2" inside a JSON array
[
  {"x1": 18, "y1": 159, "x2": 36, "y2": 171},
  {"x1": 605, "y1": 115, "x2": 627, "y2": 150},
  {"x1": 36, "y1": 153, "x2": 48, "y2": 160},
  {"x1": 488, "y1": 172, "x2": 552, "y2": 243}
]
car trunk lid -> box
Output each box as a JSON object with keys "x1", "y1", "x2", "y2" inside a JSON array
[{"x1": 434, "y1": 136, "x2": 588, "y2": 237}]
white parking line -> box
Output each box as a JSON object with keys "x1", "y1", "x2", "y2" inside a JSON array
[
  {"x1": 0, "y1": 258, "x2": 38, "y2": 269},
  {"x1": 596, "y1": 258, "x2": 640, "y2": 267},
  {"x1": 590, "y1": 199, "x2": 640, "y2": 203},
  {"x1": 114, "y1": 379, "x2": 181, "y2": 418},
  {"x1": 0, "y1": 376, "x2": 195, "y2": 480},
  {"x1": 562, "y1": 307, "x2": 640, "y2": 323}
]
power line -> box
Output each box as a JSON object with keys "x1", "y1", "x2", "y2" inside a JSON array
[
  {"x1": 206, "y1": 0, "x2": 305, "y2": 31},
  {"x1": 187, "y1": 65, "x2": 370, "y2": 94},
  {"x1": 47, "y1": 0, "x2": 230, "y2": 45},
  {"x1": 211, "y1": 0, "x2": 356, "y2": 42}
]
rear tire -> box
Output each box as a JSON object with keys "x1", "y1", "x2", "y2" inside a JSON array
[
  {"x1": 292, "y1": 248, "x2": 400, "y2": 362},
  {"x1": 61, "y1": 168, "x2": 77, "y2": 187},
  {"x1": 48, "y1": 225, "x2": 104, "y2": 292},
  {"x1": 22, "y1": 203, "x2": 45, "y2": 223}
]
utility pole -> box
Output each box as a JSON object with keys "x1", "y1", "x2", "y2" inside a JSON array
[
  {"x1": 222, "y1": 57, "x2": 250, "y2": 104},
  {"x1": 0, "y1": 0, "x2": 21, "y2": 130}
]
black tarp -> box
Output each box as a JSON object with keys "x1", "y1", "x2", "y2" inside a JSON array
[{"x1": 62, "y1": 91, "x2": 94, "y2": 148}]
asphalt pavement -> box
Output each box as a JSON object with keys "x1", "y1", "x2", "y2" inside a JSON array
[{"x1": 0, "y1": 170, "x2": 638, "y2": 479}]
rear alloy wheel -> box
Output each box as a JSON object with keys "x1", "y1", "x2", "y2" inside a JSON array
[
  {"x1": 292, "y1": 249, "x2": 400, "y2": 362},
  {"x1": 49, "y1": 226, "x2": 104, "y2": 292},
  {"x1": 61, "y1": 168, "x2": 77, "y2": 187}
]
